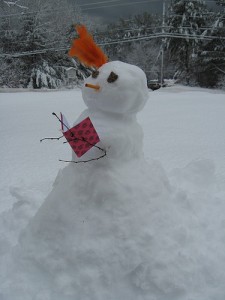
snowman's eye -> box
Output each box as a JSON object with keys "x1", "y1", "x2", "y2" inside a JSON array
[
  {"x1": 92, "y1": 70, "x2": 99, "y2": 79},
  {"x1": 107, "y1": 72, "x2": 118, "y2": 83}
]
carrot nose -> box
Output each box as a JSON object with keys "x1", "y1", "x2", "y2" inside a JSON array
[{"x1": 85, "y1": 83, "x2": 100, "y2": 91}]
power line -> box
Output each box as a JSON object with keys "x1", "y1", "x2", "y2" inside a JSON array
[
  {"x1": 1, "y1": 31, "x2": 225, "y2": 58},
  {"x1": 79, "y1": 0, "x2": 120, "y2": 7},
  {"x1": 0, "y1": 24, "x2": 220, "y2": 45},
  {"x1": 82, "y1": 0, "x2": 160, "y2": 11},
  {"x1": 1, "y1": 0, "x2": 224, "y2": 59},
  {"x1": 1, "y1": 0, "x2": 224, "y2": 20},
  {"x1": 0, "y1": 23, "x2": 219, "y2": 35},
  {"x1": 0, "y1": 5, "x2": 81, "y2": 18},
  {"x1": 0, "y1": 0, "x2": 159, "y2": 19},
  {"x1": 170, "y1": 12, "x2": 219, "y2": 17}
]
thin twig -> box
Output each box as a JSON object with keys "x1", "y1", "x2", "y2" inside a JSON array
[
  {"x1": 40, "y1": 135, "x2": 64, "y2": 142},
  {"x1": 59, "y1": 150, "x2": 107, "y2": 164},
  {"x1": 52, "y1": 112, "x2": 71, "y2": 132}
]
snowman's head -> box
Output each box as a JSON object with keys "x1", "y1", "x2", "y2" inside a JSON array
[
  {"x1": 69, "y1": 25, "x2": 149, "y2": 114},
  {"x1": 82, "y1": 61, "x2": 148, "y2": 114}
]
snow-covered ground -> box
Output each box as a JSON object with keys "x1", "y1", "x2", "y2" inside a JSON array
[
  {"x1": 1, "y1": 86, "x2": 225, "y2": 212},
  {"x1": 0, "y1": 85, "x2": 225, "y2": 299},
  {"x1": 0, "y1": 86, "x2": 225, "y2": 211}
]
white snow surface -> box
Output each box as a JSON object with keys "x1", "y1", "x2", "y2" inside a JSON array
[{"x1": 0, "y1": 85, "x2": 225, "y2": 300}]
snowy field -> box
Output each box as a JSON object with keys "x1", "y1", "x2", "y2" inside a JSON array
[
  {"x1": 1, "y1": 86, "x2": 225, "y2": 213},
  {"x1": 1, "y1": 85, "x2": 225, "y2": 299}
]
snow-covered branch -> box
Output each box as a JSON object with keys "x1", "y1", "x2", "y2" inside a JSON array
[
  {"x1": 212, "y1": 63, "x2": 225, "y2": 74},
  {"x1": 3, "y1": 0, "x2": 28, "y2": 9}
]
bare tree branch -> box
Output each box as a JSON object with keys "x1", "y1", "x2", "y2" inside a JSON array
[
  {"x1": 3, "y1": 0, "x2": 28, "y2": 9},
  {"x1": 212, "y1": 63, "x2": 225, "y2": 74}
]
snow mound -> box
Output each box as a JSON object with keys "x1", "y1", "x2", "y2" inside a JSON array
[{"x1": 1, "y1": 158, "x2": 225, "y2": 300}]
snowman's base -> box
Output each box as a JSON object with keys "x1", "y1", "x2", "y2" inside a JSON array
[
  {"x1": 2, "y1": 159, "x2": 224, "y2": 300},
  {"x1": 14, "y1": 159, "x2": 171, "y2": 299}
]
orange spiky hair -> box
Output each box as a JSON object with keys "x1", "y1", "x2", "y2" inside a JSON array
[{"x1": 69, "y1": 25, "x2": 108, "y2": 69}]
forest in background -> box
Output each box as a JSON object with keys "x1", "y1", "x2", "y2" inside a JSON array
[{"x1": 0, "y1": 0, "x2": 225, "y2": 89}]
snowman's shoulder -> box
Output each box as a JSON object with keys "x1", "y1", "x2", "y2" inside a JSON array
[{"x1": 72, "y1": 109, "x2": 90, "y2": 126}]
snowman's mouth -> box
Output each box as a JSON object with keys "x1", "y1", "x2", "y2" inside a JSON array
[{"x1": 85, "y1": 83, "x2": 100, "y2": 91}]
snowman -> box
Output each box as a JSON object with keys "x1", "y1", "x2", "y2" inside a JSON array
[
  {"x1": 62, "y1": 25, "x2": 149, "y2": 164},
  {"x1": 71, "y1": 58, "x2": 148, "y2": 163},
  {"x1": 4, "y1": 26, "x2": 171, "y2": 300}
]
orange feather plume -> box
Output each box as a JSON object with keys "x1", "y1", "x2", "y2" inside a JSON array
[{"x1": 69, "y1": 25, "x2": 108, "y2": 69}]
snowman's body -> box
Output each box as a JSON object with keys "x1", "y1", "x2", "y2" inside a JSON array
[
  {"x1": 73, "y1": 107, "x2": 144, "y2": 162},
  {"x1": 7, "y1": 61, "x2": 170, "y2": 300},
  {"x1": 72, "y1": 61, "x2": 148, "y2": 162}
]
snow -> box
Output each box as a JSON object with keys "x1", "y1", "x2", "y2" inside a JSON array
[{"x1": 0, "y1": 85, "x2": 225, "y2": 300}]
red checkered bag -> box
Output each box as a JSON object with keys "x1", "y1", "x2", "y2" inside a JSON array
[{"x1": 61, "y1": 113, "x2": 100, "y2": 158}]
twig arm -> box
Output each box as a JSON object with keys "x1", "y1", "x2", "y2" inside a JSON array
[{"x1": 40, "y1": 135, "x2": 64, "y2": 142}]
